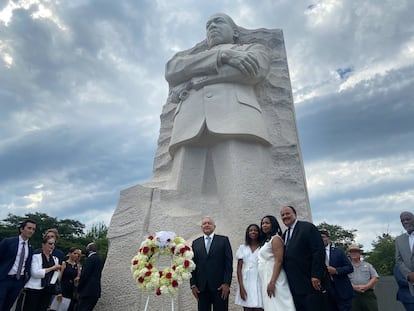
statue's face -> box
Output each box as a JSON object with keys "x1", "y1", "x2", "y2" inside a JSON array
[{"x1": 206, "y1": 15, "x2": 235, "y2": 47}]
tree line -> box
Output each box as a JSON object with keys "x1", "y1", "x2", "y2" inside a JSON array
[
  {"x1": 0, "y1": 212, "x2": 108, "y2": 262},
  {"x1": 317, "y1": 221, "x2": 396, "y2": 276}
]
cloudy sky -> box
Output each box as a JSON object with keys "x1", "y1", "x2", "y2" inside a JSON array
[{"x1": 1, "y1": 0, "x2": 413, "y2": 250}]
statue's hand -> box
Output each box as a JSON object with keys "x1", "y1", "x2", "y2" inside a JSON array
[{"x1": 220, "y1": 50, "x2": 259, "y2": 77}]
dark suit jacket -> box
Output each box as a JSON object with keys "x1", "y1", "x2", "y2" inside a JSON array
[
  {"x1": 190, "y1": 234, "x2": 233, "y2": 292},
  {"x1": 283, "y1": 221, "x2": 327, "y2": 296},
  {"x1": 78, "y1": 253, "x2": 104, "y2": 298},
  {"x1": 328, "y1": 246, "x2": 354, "y2": 300},
  {"x1": 0, "y1": 236, "x2": 33, "y2": 281}
]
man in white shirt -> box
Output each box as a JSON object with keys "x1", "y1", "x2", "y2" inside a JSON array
[{"x1": 0, "y1": 219, "x2": 36, "y2": 310}]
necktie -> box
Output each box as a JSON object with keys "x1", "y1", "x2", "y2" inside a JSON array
[
  {"x1": 16, "y1": 241, "x2": 26, "y2": 280},
  {"x1": 206, "y1": 236, "x2": 212, "y2": 253},
  {"x1": 285, "y1": 227, "x2": 291, "y2": 246}
]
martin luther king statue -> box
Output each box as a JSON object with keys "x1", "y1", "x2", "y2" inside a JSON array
[{"x1": 98, "y1": 13, "x2": 312, "y2": 311}]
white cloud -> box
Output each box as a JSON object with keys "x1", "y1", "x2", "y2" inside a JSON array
[{"x1": 1, "y1": 0, "x2": 413, "y2": 252}]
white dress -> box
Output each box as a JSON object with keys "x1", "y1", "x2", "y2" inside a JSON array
[
  {"x1": 235, "y1": 244, "x2": 263, "y2": 308},
  {"x1": 258, "y1": 235, "x2": 296, "y2": 311}
]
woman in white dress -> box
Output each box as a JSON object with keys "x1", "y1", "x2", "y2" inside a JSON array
[
  {"x1": 258, "y1": 215, "x2": 295, "y2": 311},
  {"x1": 235, "y1": 224, "x2": 263, "y2": 311}
]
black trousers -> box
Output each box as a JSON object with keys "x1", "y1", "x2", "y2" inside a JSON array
[
  {"x1": 77, "y1": 296, "x2": 99, "y2": 311},
  {"x1": 292, "y1": 292, "x2": 329, "y2": 311},
  {"x1": 198, "y1": 288, "x2": 229, "y2": 311},
  {"x1": 23, "y1": 288, "x2": 52, "y2": 311}
]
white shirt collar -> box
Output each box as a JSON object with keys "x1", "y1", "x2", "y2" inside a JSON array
[{"x1": 204, "y1": 233, "x2": 215, "y2": 239}]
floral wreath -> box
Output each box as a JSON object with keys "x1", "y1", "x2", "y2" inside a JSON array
[{"x1": 131, "y1": 231, "x2": 196, "y2": 296}]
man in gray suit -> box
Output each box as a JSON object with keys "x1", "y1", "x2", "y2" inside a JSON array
[
  {"x1": 396, "y1": 211, "x2": 414, "y2": 296},
  {"x1": 165, "y1": 13, "x2": 272, "y2": 202}
]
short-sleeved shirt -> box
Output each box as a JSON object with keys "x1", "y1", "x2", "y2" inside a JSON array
[{"x1": 349, "y1": 261, "x2": 379, "y2": 285}]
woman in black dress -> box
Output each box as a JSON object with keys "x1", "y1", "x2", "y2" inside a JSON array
[{"x1": 57, "y1": 247, "x2": 81, "y2": 311}]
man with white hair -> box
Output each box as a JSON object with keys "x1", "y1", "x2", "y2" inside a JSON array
[{"x1": 396, "y1": 211, "x2": 414, "y2": 310}]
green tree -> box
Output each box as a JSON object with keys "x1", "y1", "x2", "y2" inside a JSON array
[
  {"x1": 0, "y1": 212, "x2": 108, "y2": 260},
  {"x1": 80, "y1": 222, "x2": 109, "y2": 261},
  {"x1": 364, "y1": 233, "x2": 395, "y2": 276},
  {"x1": 317, "y1": 221, "x2": 357, "y2": 250}
]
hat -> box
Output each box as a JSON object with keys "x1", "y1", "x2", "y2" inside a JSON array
[
  {"x1": 319, "y1": 229, "x2": 330, "y2": 237},
  {"x1": 348, "y1": 244, "x2": 361, "y2": 252}
]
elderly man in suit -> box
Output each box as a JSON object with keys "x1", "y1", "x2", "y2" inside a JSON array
[
  {"x1": 77, "y1": 242, "x2": 104, "y2": 311},
  {"x1": 320, "y1": 230, "x2": 354, "y2": 311},
  {"x1": 190, "y1": 216, "x2": 233, "y2": 311},
  {"x1": 280, "y1": 205, "x2": 328, "y2": 311},
  {"x1": 396, "y1": 211, "x2": 414, "y2": 299},
  {"x1": 165, "y1": 13, "x2": 272, "y2": 207},
  {"x1": 0, "y1": 219, "x2": 36, "y2": 310}
]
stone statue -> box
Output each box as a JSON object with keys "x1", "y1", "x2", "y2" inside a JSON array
[
  {"x1": 162, "y1": 13, "x2": 274, "y2": 213},
  {"x1": 98, "y1": 13, "x2": 312, "y2": 311}
]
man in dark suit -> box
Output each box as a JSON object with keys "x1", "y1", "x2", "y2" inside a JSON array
[
  {"x1": 0, "y1": 219, "x2": 36, "y2": 311},
  {"x1": 280, "y1": 205, "x2": 328, "y2": 311},
  {"x1": 320, "y1": 230, "x2": 354, "y2": 311},
  {"x1": 77, "y1": 242, "x2": 104, "y2": 311},
  {"x1": 190, "y1": 216, "x2": 233, "y2": 311}
]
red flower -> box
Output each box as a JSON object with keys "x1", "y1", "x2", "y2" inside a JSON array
[
  {"x1": 150, "y1": 246, "x2": 155, "y2": 253},
  {"x1": 165, "y1": 272, "x2": 172, "y2": 279},
  {"x1": 133, "y1": 260, "x2": 138, "y2": 265},
  {"x1": 184, "y1": 260, "x2": 190, "y2": 268},
  {"x1": 171, "y1": 246, "x2": 175, "y2": 253},
  {"x1": 147, "y1": 263, "x2": 153, "y2": 269},
  {"x1": 148, "y1": 235, "x2": 154, "y2": 240},
  {"x1": 172, "y1": 265, "x2": 176, "y2": 271},
  {"x1": 172, "y1": 280, "x2": 179, "y2": 287},
  {"x1": 142, "y1": 246, "x2": 149, "y2": 254},
  {"x1": 145, "y1": 271, "x2": 152, "y2": 277},
  {"x1": 138, "y1": 277, "x2": 145, "y2": 283},
  {"x1": 156, "y1": 288, "x2": 161, "y2": 295},
  {"x1": 180, "y1": 247, "x2": 186, "y2": 254}
]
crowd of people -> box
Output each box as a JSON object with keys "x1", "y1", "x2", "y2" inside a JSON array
[
  {"x1": 0, "y1": 220, "x2": 103, "y2": 311},
  {"x1": 3, "y1": 209, "x2": 414, "y2": 311},
  {"x1": 189, "y1": 208, "x2": 414, "y2": 311}
]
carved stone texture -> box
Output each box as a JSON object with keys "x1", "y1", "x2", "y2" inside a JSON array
[{"x1": 98, "y1": 18, "x2": 311, "y2": 311}]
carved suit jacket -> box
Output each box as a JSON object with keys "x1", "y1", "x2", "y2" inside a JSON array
[{"x1": 165, "y1": 43, "x2": 272, "y2": 155}]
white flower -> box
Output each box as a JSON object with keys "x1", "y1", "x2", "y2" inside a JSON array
[{"x1": 131, "y1": 234, "x2": 196, "y2": 297}]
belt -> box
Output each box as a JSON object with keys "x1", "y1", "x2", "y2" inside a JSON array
[{"x1": 7, "y1": 274, "x2": 24, "y2": 279}]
